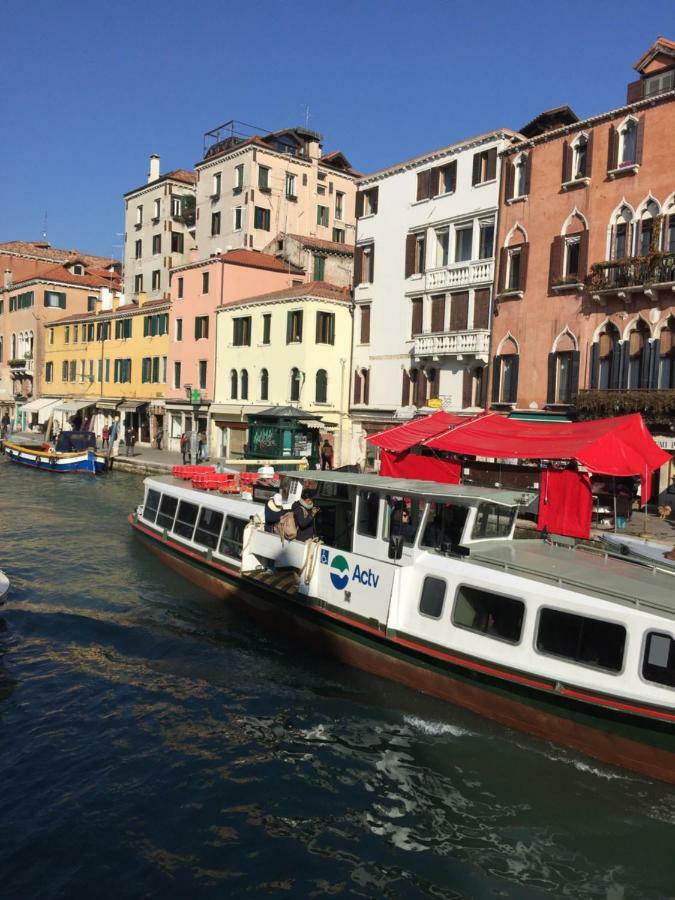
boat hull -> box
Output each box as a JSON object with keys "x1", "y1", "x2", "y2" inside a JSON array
[
  {"x1": 130, "y1": 516, "x2": 675, "y2": 785},
  {"x1": 4, "y1": 442, "x2": 106, "y2": 473}
]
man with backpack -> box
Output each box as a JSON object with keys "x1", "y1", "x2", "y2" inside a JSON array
[{"x1": 292, "y1": 489, "x2": 319, "y2": 541}]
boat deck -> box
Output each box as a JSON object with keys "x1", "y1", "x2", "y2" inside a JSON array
[{"x1": 245, "y1": 567, "x2": 301, "y2": 595}]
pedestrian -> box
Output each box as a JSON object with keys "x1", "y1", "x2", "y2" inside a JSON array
[
  {"x1": 197, "y1": 430, "x2": 207, "y2": 462},
  {"x1": 320, "y1": 439, "x2": 334, "y2": 470},
  {"x1": 155, "y1": 426, "x2": 163, "y2": 451},
  {"x1": 180, "y1": 431, "x2": 190, "y2": 464},
  {"x1": 101, "y1": 424, "x2": 110, "y2": 449},
  {"x1": 292, "y1": 489, "x2": 320, "y2": 542},
  {"x1": 1, "y1": 412, "x2": 9, "y2": 439},
  {"x1": 264, "y1": 493, "x2": 284, "y2": 533},
  {"x1": 124, "y1": 426, "x2": 136, "y2": 457}
]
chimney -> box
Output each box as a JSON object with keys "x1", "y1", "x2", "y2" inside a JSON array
[
  {"x1": 148, "y1": 154, "x2": 160, "y2": 183},
  {"x1": 3, "y1": 269, "x2": 12, "y2": 289}
]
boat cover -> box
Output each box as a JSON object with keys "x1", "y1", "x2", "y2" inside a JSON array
[
  {"x1": 55, "y1": 431, "x2": 98, "y2": 453},
  {"x1": 368, "y1": 411, "x2": 469, "y2": 452}
]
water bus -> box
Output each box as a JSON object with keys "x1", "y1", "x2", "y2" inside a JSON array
[
  {"x1": 130, "y1": 469, "x2": 675, "y2": 784},
  {"x1": 3, "y1": 431, "x2": 107, "y2": 474}
]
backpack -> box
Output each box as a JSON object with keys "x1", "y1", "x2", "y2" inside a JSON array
[{"x1": 275, "y1": 511, "x2": 298, "y2": 543}]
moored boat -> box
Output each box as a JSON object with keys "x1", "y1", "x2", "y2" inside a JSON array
[
  {"x1": 4, "y1": 431, "x2": 107, "y2": 474},
  {"x1": 129, "y1": 469, "x2": 675, "y2": 784}
]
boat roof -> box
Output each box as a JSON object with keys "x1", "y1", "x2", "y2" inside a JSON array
[
  {"x1": 292, "y1": 470, "x2": 534, "y2": 507},
  {"x1": 472, "y1": 540, "x2": 675, "y2": 618}
]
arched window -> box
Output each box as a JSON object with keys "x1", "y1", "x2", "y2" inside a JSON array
[
  {"x1": 315, "y1": 369, "x2": 327, "y2": 403},
  {"x1": 658, "y1": 317, "x2": 675, "y2": 389},
  {"x1": 619, "y1": 117, "x2": 638, "y2": 166},
  {"x1": 610, "y1": 205, "x2": 633, "y2": 261},
  {"x1": 626, "y1": 319, "x2": 650, "y2": 389},
  {"x1": 552, "y1": 212, "x2": 588, "y2": 285},
  {"x1": 547, "y1": 331, "x2": 579, "y2": 405},
  {"x1": 260, "y1": 368, "x2": 269, "y2": 401},
  {"x1": 492, "y1": 337, "x2": 519, "y2": 405},
  {"x1": 500, "y1": 225, "x2": 528, "y2": 294},
  {"x1": 571, "y1": 133, "x2": 589, "y2": 180},
  {"x1": 591, "y1": 323, "x2": 620, "y2": 389},
  {"x1": 514, "y1": 153, "x2": 528, "y2": 198},
  {"x1": 230, "y1": 369, "x2": 238, "y2": 400},
  {"x1": 240, "y1": 369, "x2": 248, "y2": 400},
  {"x1": 665, "y1": 196, "x2": 675, "y2": 253},
  {"x1": 290, "y1": 367, "x2": 301, "y2": 402},
  {"x1": 637, "y1": 199, "x2": 660, "y2": 257}
]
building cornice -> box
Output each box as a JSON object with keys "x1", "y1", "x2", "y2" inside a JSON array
[
  {"x1": 49, "y1": 301, "x2": 170, "y2": 327},
  {"x1": 216, "y1": 293, "x2": 352, "y2": 314},
  {"x1": 124, "y1": 177, "x2": 196, "y2": 200}
]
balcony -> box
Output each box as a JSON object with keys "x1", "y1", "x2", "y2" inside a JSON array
[
  {"x1": 589, "y1": 252, "x2": 675, "y2": 301},
  {"x1": 414, "y1": 329, "x2": 490, "y2": 359},
  {"x1": 426, "y1": 258, "x2": 494, "y2": 292},
  {"x1": 8, "y1": 357, "x2": 34, "y2": 375},
  {"x1": 577, "y1": 388, "x2": 675, "y2": 426}
]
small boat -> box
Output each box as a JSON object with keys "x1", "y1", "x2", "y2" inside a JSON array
[
  {"x1": 4, "y1": 431, "x2": 107, "y2": 474},
  {"x1": 600, "y1": 533, "x2": 675, "y2": 573},
  {"x1": 130, "y1": 469, "x2": 675, "y2": 784}
]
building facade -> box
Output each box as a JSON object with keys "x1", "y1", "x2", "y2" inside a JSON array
[
  {"x1": 263, "y1": 233, "x2": 354, "y2": 287},
  {"x1": 123, "y1": 156, "x2": 196, "y2": 302},
  {"x1": 349, "y1": 128, "x2": 517, "y2": 465},
  {"x1": 212, "y1": 282, "x2": 352, "y2": 463}
]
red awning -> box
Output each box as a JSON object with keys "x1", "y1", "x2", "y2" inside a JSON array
[
  {"x1": 425, "y1": 412, "x2": 670, "y2": 478},
  {"x1": 368, "y1": 411, "x2": 468, "y2": 453}
]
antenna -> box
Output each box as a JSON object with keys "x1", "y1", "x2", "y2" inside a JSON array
[
  {"x1": 304, "y1": 104, "x2": 310, "y2": 129},
  {"x1": 42, "y1": 210, "x2": 48, "y2": 242}
]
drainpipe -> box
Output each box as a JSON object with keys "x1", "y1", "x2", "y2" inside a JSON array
[{"x1": 209, "y1": 257, "x2": 226, "y2": 459}]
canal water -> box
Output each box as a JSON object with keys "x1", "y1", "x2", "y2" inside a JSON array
[{"x1": 1, "y1": 463, "x2": 674, "y2": 900}]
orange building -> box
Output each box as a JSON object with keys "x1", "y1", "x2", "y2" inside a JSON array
[{"x1": 490, "y1": 37, "x2": 674, "y2": 440}]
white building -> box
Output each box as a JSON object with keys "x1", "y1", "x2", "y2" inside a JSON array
[{"x1": 350, "y1": 129, "x2": 519, "y2": 466}]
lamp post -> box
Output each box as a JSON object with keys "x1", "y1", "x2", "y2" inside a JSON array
[{"x1": 185, "y1": 384, "x2": 200, "y2": 462}]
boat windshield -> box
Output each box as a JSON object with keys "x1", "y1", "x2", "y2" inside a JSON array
[
  {"x1": 470, "y1": 502, "x2": 516, "y2": 540},
  {"x1": 421, "y1": 502, "x2": 469, "y2": 549},
  {"x1": 383, "y1": 496, "x2": 425, "y2": 546}
]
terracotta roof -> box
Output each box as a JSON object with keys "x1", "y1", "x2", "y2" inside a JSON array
[
  {"x1": 124, "y1": 168, "x2": 196, "y2": 197},
  {"x1": 1, "y1": 262, "x2": 117, "y2": 292},
  {"x1": 217, "y1": 280, "x2": 351, "y2": 309},
  {"x1": 635, "y1": 36, "x2": 675, "y2": 71},
  {"x1": 320, "y1": 150, "x2": 362, "y2": 177},
  {"x1": 519, "y1": 105, "x2": 580, "y2": 138},
  {"x1": 221, "y1": 248, "x2": 305, "y2": 274},
  {"x1": 86, "y1": 266, "x2": 121, "y2": 282},
  {"x1": 50, "y1": 299, "x2": 169, "y2": 326},
  {"x1": 284, "y1": 233, "x2": 354, "y2": 255},
  {"x1": 0, "y1": 241, "x2": 117, "y2": 267}
]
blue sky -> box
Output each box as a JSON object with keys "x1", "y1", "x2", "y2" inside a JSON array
[{"x1": 2, "y1": 0, "x2": 674, "y2": 257}]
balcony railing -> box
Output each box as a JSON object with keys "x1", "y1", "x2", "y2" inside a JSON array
[
  {"x1": 8, "y1": 357, "x2": 34, "y2": 374},
  {"x1": 577, "y1": 388, "x2": 675, "y2": 425},
  {"x1": 414, "y1": 329, "x2": 490, "y2": 358},
  {"x1": 426, "y1": 258, "x2": 494, "y2": 291},
  {"x1": 589, "y1": 252, "x2": 675, "y2": 294}
]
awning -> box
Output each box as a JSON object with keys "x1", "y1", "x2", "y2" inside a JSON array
[
  {"x1": 21, "y1": 397, "x2": 61, "y2": 415},
  {"x1": 55, "y1": 399, "x2": 95, "y2": 414},
  {"x1": 95, "y1": 400, "x2": 121, "y2": 410},
  {"x1": 368, "y1": 411, "x2": 469, "y2": 452},
  {"x1": 118, "y1": 400, "x2": 147, "y2": 412}
]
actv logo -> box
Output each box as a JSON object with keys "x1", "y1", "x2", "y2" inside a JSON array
[{"x1": 329, "y1": 554, "x2": 380, "y2": 590}]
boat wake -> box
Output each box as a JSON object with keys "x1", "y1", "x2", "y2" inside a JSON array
[{"x1": 403, "y1": 714, "x2": 473, "y2": 738}]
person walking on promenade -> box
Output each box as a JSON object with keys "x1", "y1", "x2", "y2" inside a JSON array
[
  {"x1": 155, "y1": 426, "x2": 163, "y2": 451},
  {"x1": 320, "y1": 439, "x2": 334, "y2": 470},
  {"x1": 180, "y1": 431, "x2": 191, "y2": 464},
  {"x1": 102, "y1": 424, "x2": 110, "y2": 449},
  {"x1": 124, "y1": 426, "x2": 136, "y2": 457}
]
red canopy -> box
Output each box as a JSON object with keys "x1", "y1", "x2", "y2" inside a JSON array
[
  {"x1": 368, "y1": 411, "x2": 468, "y2": 453},
  {"x1": 425, "y1": 412, "x2": 670, "y2": 479}
]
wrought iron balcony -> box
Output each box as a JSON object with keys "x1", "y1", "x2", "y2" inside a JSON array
[
  {"x1": 426, "y1": 258, "x2": 494, "y2": 292},
  {"x1": 414, "y1": 329, "x2": 490, "y2": 358},
  {"x1": 589, "y1": 252, "x2": 675, "y2": 296}
]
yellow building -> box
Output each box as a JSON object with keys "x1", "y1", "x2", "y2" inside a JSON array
[{"x1": 43, "y1": 294, "x2": 169, "y2": 444}]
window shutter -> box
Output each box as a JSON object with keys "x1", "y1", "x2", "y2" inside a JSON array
[
  {"x1": 569, "y1": 350, "x2": 581, "y2": 402},
  {"x1": 589, "y1": 342, "x2": 599, "y2": 389},
  {"x1": 561, "y1": 141, "x2": 572, "y2": 183},
  {"x1": 507, "y1": 355, "x2": 519, "y2": 404},
  {"x1": 450, "y1": 291, "x2": 469, "y2": 331},
  {"x1": 427, "y1": 367, "x2": 437, "y2": 400},
  {"x1": 607, "y1": 126, "x2": 618, "y2": 171},
  {"x1": 519, "y1": 243, "x2": 529, "y2": 292},
  {"x1": 411, "y1": 298, "x2": 423, "y2": 336},
  {"x1": 486, "y1": 148, "x2": 497, "y2": 181},
  {"x1": 356, "y1": 192, "x2": 364, "y2": 218},
  {"x1": 401, "y1": 369, "x2": 410, "y2": 406},
  {"x1": 448, "y1": 160, "x2": 457, "y2": 193},
  {"x1": 497, "y1": 247, "x2": 508, "y2": 293},
  {"x1": 546, "y1": 353, "x2": 557, "y2": 405},
  {"x1": 430, "y1": 295, "x2": 445, "y2": 332},
  {"x1": 286, "y1": 311, "x2": 292, "y2": 343},
  {"x1": 462, "y1": 368, "x2": 473, "y2": 408},
  {"x1": 354, "y1": 246, "x2": 363, "y2": 285},
  {"x1": 504, "y1": 161, "x2": 514, "y2": 201},
  {"x1": 471, "y1": 152, "x2": 481, "y2": 186},
  {"x1": 585, "y1": 131, "x2": 594, "y2": 179},
  {"x1": 416, "y1": 170, "x2": 430, "y2": 201},
  {"x1": 405, "y1": 233, "x2": 416, "y2": 278},
  {"x1": 660, "y1": 326, "x2": 673, "y2": 355},
  {"x1": 626, "y1": 79, "x2": 643, "y2": 104},
  {"x1": 635, "y1": 116, "x2": 645, "y2": 165},
  {"x1": 370, "y1": 244, "x2": 375, "y2": 282},
  {"x1": 370, "y1": 187, "x2": 379, "y2": 214},
  {"x1": 609, "y1": 342, "x2": 622, "y2": 388},
  {"x1": 415, "y1": 370, "x2": 427, "y2": 407},
  {"x1": 576, "y1": 230, "x2": 589, "y2": 282},
  {"x1": 629, "y1": 329, "x2": 643, "y2": 356},
  {"x1": 473, "y1": 289, "x2": 490, "y2": 330},
  {"x1": 315, "y1": 311, "x2": 321, "y2": 343},
  {"x1": 491, "y1": 356, "x2": 501, "y2": 404},
  {"x1": 360, "y1": 305, "x2": 370, "y2": 343},
  {"x1": 362, "y1": 370, "x2": 370, "y2": 405},
  {"x1": 523, "y1": 155, "x2": 531, "y2": 195},
  {"x1": 548, "y1": 236, "x2": 564, "y2": 290},
  {"x1": 640, "y1": 338, "x2": 652, "y2": 388},
  {"x1": 353, "y1": 369, "x2": 361, "y2": 404},
  {"x1": 650, "y1": 338, "x2": 662, "y2": 387}
]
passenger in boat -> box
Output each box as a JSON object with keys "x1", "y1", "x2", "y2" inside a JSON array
[
  {"x1": 265, "y1": 494, "x2": 284, "y2": 532},
  {"x1": 292, "y1": 489, "x2": 319, "y2": 541}
]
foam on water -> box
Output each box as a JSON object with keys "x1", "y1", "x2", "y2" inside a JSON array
[{"x1": 403, "y1": 714, "x2": 473, "y2": 738}]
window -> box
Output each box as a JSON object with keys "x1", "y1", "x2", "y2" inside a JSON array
[
  {"x1": 619, "y1": 119, "x2": 638, "y2": 166},
  {"x1": 413, "y1": 234, "x2": 425, "y2": 275},
  {"x1": 421, "y1": 502, "x2": 469, "y2": 548},
  {"x1": 232, "y1": 316, "x2": 251, "y2": 346},
  {"x1": 313, "y1": 255, "x2": 326, "y2": 280},
  {"x1": 172, "y1": 501, "x2": 199, "y2": 540},
  {"x1": 537, "y1": 608, "x2": 626, "y2": 672},
  {"x1": 97, "y1": 359, "x2": 102, "y2": 382},
  {"x1": 152, "y1": 234, "x2": 161, "y2": 254},
  {"x1": 171, "y1": 232, "x2": 184, "y2": 253},
  {"x1": 156, "y1": 494, "x2": 178, "y2": 530},
  {"x1": 627, "y1": 319, "x2": 650, "y2": 389},
  {"x1": 219, "y1": 515, "x2": 247, "y2": 559},
  {"x1": 152, "y1": 270, "x2": 161, "y2": 290},
  {"x1": 87, "y1": 323, "x2": 95, "y2": 341},
  {"x1": 454, "y1": 224, "x2": 473, "y2": 263},
  {"x1": 113, "y1": 358, "x2": 132, "y2": 383},
  {"x1": 202, "y1": 271, "x2": 210, "y2": 294},
  {"x1": 493, "y1": 348, "x2": 519, "y2": 404},
  {"x1": 658, "y1": 318, "x2": 675, "y2": 389},
  {"x1": 115, "y1": 318, "x2": 132, "y2": 340},
  {"x1": 472, "y1": 147, "x2": 497, "y2": 185},
  {"x1": 332, "y1": 227, "x2": 345, "y2": 243},
  {"x1": 643, "y1": 631, "x2": 675, "y2": 688},
  {"x1": 135, "y1": 239, "x2": 142, "y2": 259},
  {"x1": 171, "y1": 196, "x2": 182, "y2": 217},
  {"x1": 362, "y1": 245, "x2": 375, "y2": 283},
  {"x1": 435, "y1": 228, "x2": 450, "y2": 268},
  {"x1": 144, "y1": 313, "x2": 169, "y2": 336},
  {"x1": 411, "y1": 297, "x2": 423, "y2": 336},
  {"x1": 48, "y1": 328, "x2": 54, "y2": 346},
  {"x1": 254, "y1": 206, "x2": 270, "y2": 230},
  {"x1": 439, "y1": 163, "x2": 456, "y2": 195},
  {"x1": 506, "y1": 247, "x2": 522, "y2": 292},
  {"x1": 211, "y1": 212, "x2": 221, "y2": 236},
  {"x1": 10, "y1": 291, "x2": 34, "y2": 311},
  {"x1": 173, "y1": 361, "x2": 181, "y2": 389},
  {"x1": 335, "y1": 191, "x2": 344, "y2": 220},
  {"x1": 564, "y1": 235, "x2": 580, "y2": 278},
  {"x1": 212, "y1": 172, "x2": 221, "y2": 197},
  {"x1": 262, "y1": 313, "x2": 271, "y2": 345},
  {"x1": 45, "y1": 362, "x2": 53, "y2": 383},
  {"x1": 234, "y1": 164, "x2": 244, "y2": 190},
  {"x1": 64, "y1": 326, "x2": 70, "y2": 344},
  {"x1": 572, "y1": 135, "x2": 588, "y2": 179},
  {"x1": 285, "y1": 172, "x2": 296, "y2": 198},
  {"x1": 287, "y1": 310, "x2": 303, "y2": 343},
  {"x1": 175, "y1": 318, "x2": 183, "y2": 341},
  {"x1": 471, "y1": 503, "x2": 516, "y2": 540},
  {"x1": 260, "y1": 368, "x2": 269, "y2": 401},
  {"x1": 74, "y1": 325, "x2": 79, "y2": 343},
  {"x1": 141, "y1": 357, "x2": 151, "y2": 383},
  {"x1": 87, "y1": 296, "x2": 97, "y2": 312},
  {"x1": 419, "y1": 577, "x2": 447, "y2": 619},
  {"x1": 645, "y1": 69, "x2": 675, "y2": 97},
  {"x1": 44, "y1": 290, "x2": 65, "y2": 309},
  {"x1": 136, "y1": 204, "x2": 143, "y2": 225},
  {"x1": 199, "y1": 360, "x2": 207, "y2": 390},
  {"x1": 194, "y1": 508, "x2": 224, "y2": 550},
  {"x1": 453, "y1": 586, "x2": 524, "y2": 643},
  {"x1": 230, "y1": 369, "x2": 238, "y2": 399},
  {"x1": 234, "y1": 206, "x2": 243, "y2": 230},
  {"x1": 593, "y1": 325, "x2": 620, "y2": 390},
  {"x1": 360, "y1": 187, "x2": 378, "y2": 217},
  {"x1": 383, "y1": 497, "x2": 425, "y2": 546},
  {"x1": 360, "y1": 305, "x2": 371, "y2": 344},
  {"x1": 356, "y1": 490, "x2": 379, "y2": 537},
  {"x1": 315, "y1": 369, "x2": 328, "y2": 403},
  {"x1": 316, "y1": 311, "x2": 335, "y2": 345},
  {"x1": 62, "y1": 360, "x2": 69, "y2": 381},
  {"x1": 143, "y1": 489, "x2": 161, "y2": 524},
  {"x1": 317, "y1": 205, "x2": 329, "y2": 227},
  {"x1": 96, "y1": 321, "x2": 111, "y2": 341},
  {"x1": 177, "y1": 276, "x2": 184, "y2": 299},
  {"x1": 258, "y1": 166, "x2": 270, "y2": 190},
  {"x1": 514, "y1": 154, "x2": 528, "y2": 197},
  {"x1": 195, "y1": 316, "x2": 209, "y2": 340},
  {"x1": 290, "y1": 367, "x2": 301, "y2": 401},
  {"x1": 153, "y1": 198, "x2": 161, "y2": 220}
]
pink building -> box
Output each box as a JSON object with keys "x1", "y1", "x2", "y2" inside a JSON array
[{"x1": 165, "y1": 248, "x2": 303, "y2": 449}]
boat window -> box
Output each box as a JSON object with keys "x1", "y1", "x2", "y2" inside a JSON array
[
  {"x1": 471, "y1": 502, "x2": 516, "y2": 540},
  {"x1": 156, "y1": 494, "x2": 178, "y2": 530},
  {"x1": 421, "y1": 502, "x2": 469, "y2": 550},
  {"x1": 143, "y1": 489, "x2": 161, "y2": 523},
  {"x1": 194, "y1": 507, "x2": 224, "y2": 550},
  {"x1": 383, "y1": 497, "x2": 425, "y2": 546},
  {"x1": 536, "y1": 608, "x2": 625, "y2": 673},
  {"x1": 173, "y1": 501, "x2": 199, "y2": 540},
  {"x1": 453, "y1": 585, "x2": 524, "y2": 643},
  {"x1": 419, "y1": 576, "x2": 446, "y2": 619},
  {"x1": 642, "y1": 632, "x2": 675, "y2": 688},
  {"x1": 219, "y1": 515, "x2": 247, "y2": 559},
  {"x1": 356, "y1": 490, "x2": 379, "y2": 537},
  {"x1": 313, "y1": 501, "x2": 352, "y2": 552}
]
